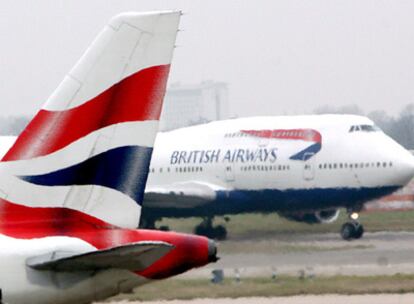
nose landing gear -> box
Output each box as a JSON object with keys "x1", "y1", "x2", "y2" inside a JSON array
[{"x1": 340, "y1": 211, "x2": 364, "y2": 240}]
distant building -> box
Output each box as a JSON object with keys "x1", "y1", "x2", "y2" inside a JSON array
[{"x1": 160, "y1": 81, "x2": 229, "y2": 131}]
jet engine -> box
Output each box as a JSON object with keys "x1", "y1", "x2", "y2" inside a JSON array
[{"x1": 280, "y1": 209, "x2": 340, "y2": 224}]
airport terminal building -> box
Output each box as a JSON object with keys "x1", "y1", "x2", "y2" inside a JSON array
[{"x1": 160, "y1": 81, "x2": 229, "y2": 131}]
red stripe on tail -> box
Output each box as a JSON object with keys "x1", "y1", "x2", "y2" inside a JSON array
[
  {"x1": 0, "y1": 197, "x2": 211, "y2": 279},
  {"x1": 3, "y1": 65, "x2": 170, "y2": 161}
]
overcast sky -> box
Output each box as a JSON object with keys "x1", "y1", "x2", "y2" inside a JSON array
[{"x1": 0, "y1": 0, "x2": 413, "y2": 117}]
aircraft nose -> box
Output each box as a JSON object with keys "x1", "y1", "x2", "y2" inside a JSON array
[{"x1": 394, "y1": 148, "x2": 414, "y2": 185}]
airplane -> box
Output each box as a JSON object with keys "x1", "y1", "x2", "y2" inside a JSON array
[
  {"x1": 137, "y1": 115, "x2": 414, "y2": 240},
  {"x1": 0, "y1": 11, "x2": 217, "y2": 304}
]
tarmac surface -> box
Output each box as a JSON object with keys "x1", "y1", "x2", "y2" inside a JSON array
[
  {"x1": 104, "y1": 231, "x2": 414, "y2": 303},
  {"x1": 110, "y1": 294, "x2": 414, "y2": 304},
  {"x1": 181, "y1": 231, "x2": 414, "y2": 279}
]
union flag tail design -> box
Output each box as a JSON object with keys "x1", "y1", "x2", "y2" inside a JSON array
[{"x1": 0, "y1": 11, "x2": 181, "y2": 231}]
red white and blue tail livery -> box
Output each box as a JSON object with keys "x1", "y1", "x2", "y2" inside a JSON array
[{"x1": 0, "y1": 11, "x2": 217, "y2": 304}]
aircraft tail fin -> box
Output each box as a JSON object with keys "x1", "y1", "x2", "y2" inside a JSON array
[{"x1": 0, "y1": 11, "x2": 180, "y2": 231}]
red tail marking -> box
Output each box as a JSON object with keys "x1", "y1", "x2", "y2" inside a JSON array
[
  {"x1": 3, "y1": 65, "x2": 170, "y2": 161},
  {"x1": 0, "y1": 198, "x2": 211, "y2": 279}
]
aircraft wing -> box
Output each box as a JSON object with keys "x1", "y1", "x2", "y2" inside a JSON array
[
  {"x1": 144, "y1": 181, "x2": 219, "y2": 208},
  {"x1": 26, "y1": 241, "x2": 173, "y2": 272}
]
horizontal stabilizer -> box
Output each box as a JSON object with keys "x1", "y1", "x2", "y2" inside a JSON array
[{"x1": 27, "y1": 241, "x2": 173, "y2": 272}]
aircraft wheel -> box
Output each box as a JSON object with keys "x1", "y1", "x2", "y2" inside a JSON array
[
  {"x1": 159, "y1": 225, "x2": 170, "y2": 231},
  {"x1": 194, "y1": 224, "x2": 209, "y2": 237},
  {"x1": 139, "y1": 217, "x2": 157, "y2": 229},
  {"x1": 353, "y1": 224, "x2": 364, "y2": 239},
  {"x1": 194, "y1": 223, "x2": 215, "y2": 238},
  {"x1": 194, "y1": 224, "x2": 228, "y2": 240},
  {"x1": 214, "y1": 225, "x2": 228, "y2": 240},
  {"x1": 341, "y1": 222, "x2": 356, "y2": 241}
]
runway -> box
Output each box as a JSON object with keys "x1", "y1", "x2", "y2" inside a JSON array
[
  {"x1": 180, "y1": 231, "x2": 414, "y2": 279},
  {"x1": 109, "y1": 294, "x2": 414, "y2": 304},
  {"x1": 102, "y1": 231, "x2": 414, "y2": 303}
]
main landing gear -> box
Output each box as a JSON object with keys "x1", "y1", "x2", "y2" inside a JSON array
[
  {"x1": 139, "y1": 216, "x2": 170, "y2": 231},
  {"x1": 194, "y1": 217, "x2": 228, "y2": 240},
  {"x1": 139, "y1": 216, "x2": 156, "y2": 229},
  {"x1": 340, "y1": 211, "x2": 364, "y2": 241}
]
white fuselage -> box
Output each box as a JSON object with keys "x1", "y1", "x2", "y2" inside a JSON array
[{"x1": 143, "y1": 115, "x2": 414, "y2": 217}]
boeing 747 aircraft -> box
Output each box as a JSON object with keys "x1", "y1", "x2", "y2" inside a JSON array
[
  {"x1": 139, "y1": 115, "x2": 414, "y2": 240},
  {"x1": 0, "y1": 11, "x2": 217, "y2": 304}
]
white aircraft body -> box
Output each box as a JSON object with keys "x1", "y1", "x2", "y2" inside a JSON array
[
  {"x1": 139, "y1": 115, "x2": 414, "y2": 240},
  {"x1": 0, "y1": 11, "x2": 217, "y2": 304}
]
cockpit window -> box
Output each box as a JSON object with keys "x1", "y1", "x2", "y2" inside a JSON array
[{"x1": 349, "y1": 124, "x2": 380, "y2": 133}]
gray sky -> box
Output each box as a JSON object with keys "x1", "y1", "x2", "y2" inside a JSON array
[{"x1": 0, "y1": 0, "x2": 413, "y2": 117}]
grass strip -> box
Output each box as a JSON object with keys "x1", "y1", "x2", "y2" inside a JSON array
[
  {"x1": 107, "y1": 274, "x2": 414, "y2": 302},
  {"x1": 159, "y1": 209, "x2": 414, "y2": 239}
]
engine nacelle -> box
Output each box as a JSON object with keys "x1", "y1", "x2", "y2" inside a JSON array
[{"x1": 280, "y1": 209, "x2": 340, "y2": 224}]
